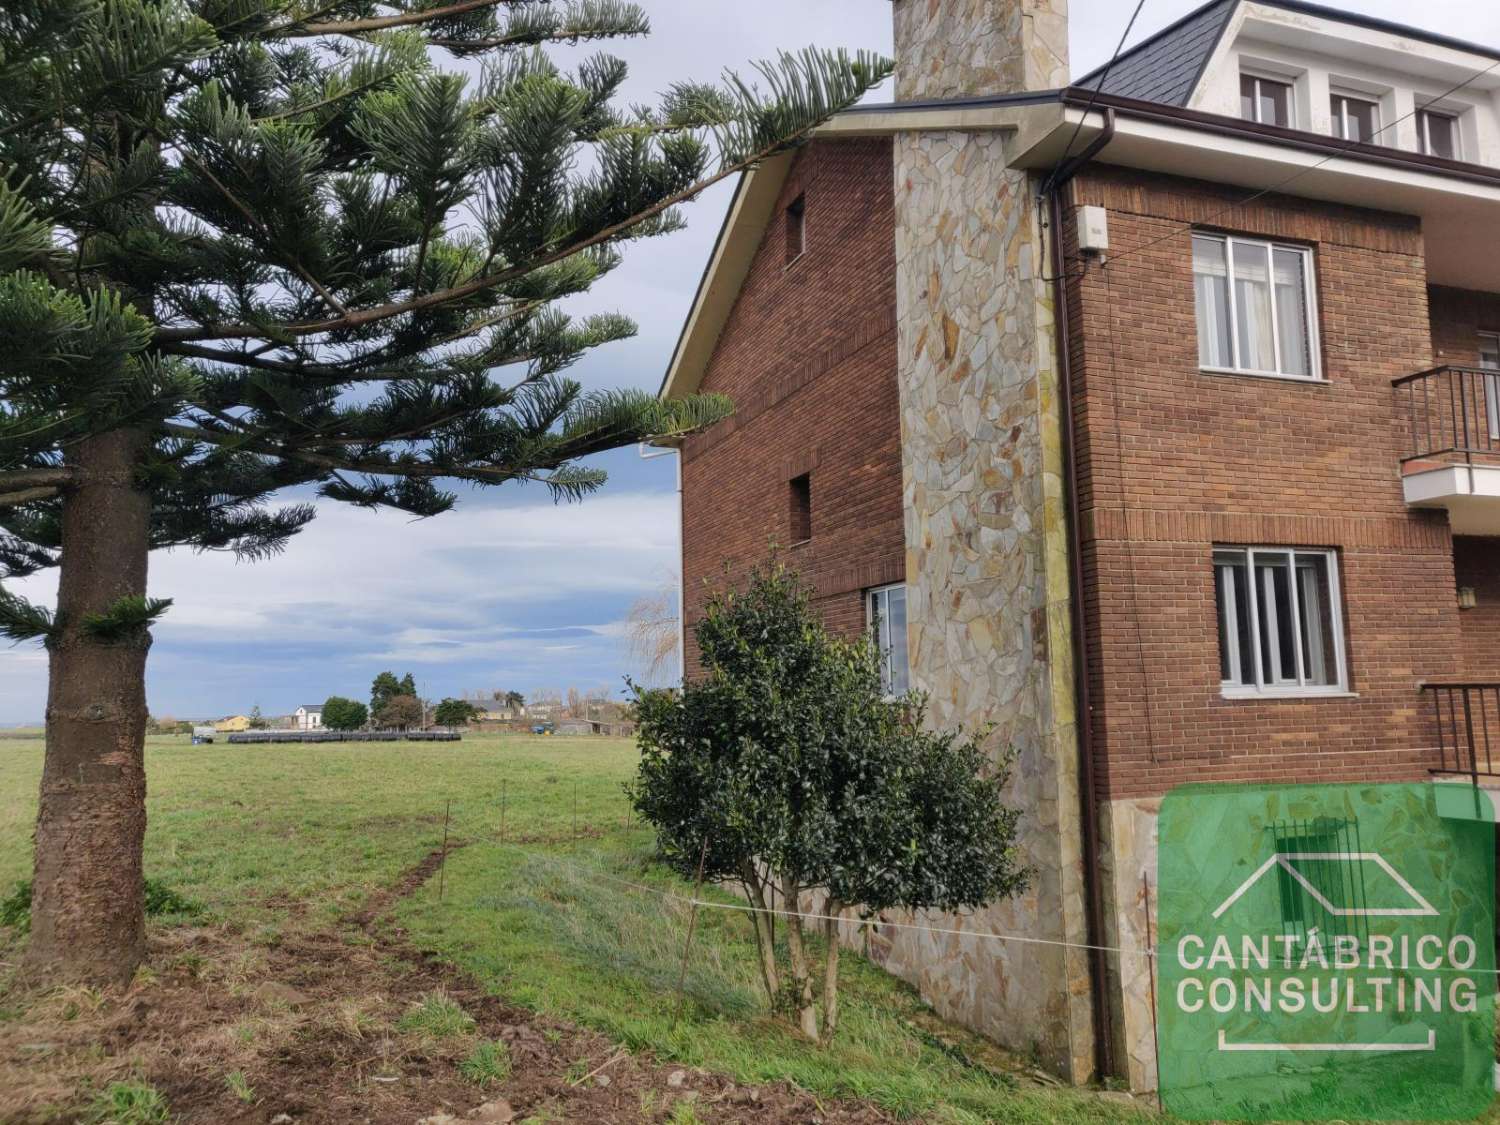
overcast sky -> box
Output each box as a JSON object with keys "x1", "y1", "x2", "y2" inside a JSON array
[{"x1": 3, "y1": 0, "x2": 1498, "y2": 723}]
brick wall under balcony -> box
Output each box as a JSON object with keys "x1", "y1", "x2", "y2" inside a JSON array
[
  {"x1": 1066, "y1": 165, "x2": 1464, "y2": 800},
  {"x1": 1455, "y1": 536, "x2": 1500, "y2": 680},
  {"x1": 679, "y1": 138, "x2": 902, "y2": 676}
]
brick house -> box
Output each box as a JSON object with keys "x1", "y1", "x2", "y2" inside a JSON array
[{"x1": 659, "y1": 0, "x2": 1500, "y2": 1090}]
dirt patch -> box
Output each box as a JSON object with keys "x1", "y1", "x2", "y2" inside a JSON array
[
  {"x1": 0, "y1": 850, "x2": 896, "y2": 1124},
  {"x1": 351, "y1": 843, "x2": 469, "y2": 928}
]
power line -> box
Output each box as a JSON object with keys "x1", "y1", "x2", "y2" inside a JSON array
[{"x1": 1045, "y1": 0, "x2": 1149, "y2": 195}]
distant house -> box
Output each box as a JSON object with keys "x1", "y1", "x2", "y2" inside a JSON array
[
  {"x1": 294, "y1": 704, "x2": 324, "y2": 731},
  {"x1": 467, "y1": 700, "x2": 518, "y2": 723},
  {"x1": 556, "y1": 717, "x2": 636, "y2": 737},
  {"x1": 213, "y1": 715, "x2": 251, "y2": 733}
]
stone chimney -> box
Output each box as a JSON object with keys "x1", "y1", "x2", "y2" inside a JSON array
[
  {"x1": 893, "y1": 0, "x2": 1069, "y2": 101},
  {"x1": 881, "y1": 0, "x2": 1102, "y2": 1088}
]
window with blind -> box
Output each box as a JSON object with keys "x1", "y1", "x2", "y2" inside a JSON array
[
  {"x1": 1214, "y1": 548, "x2": 1347, "y2": 697},
  {"x1": 1194, "y1": 234, "x2": 1320, "y2": 380}
]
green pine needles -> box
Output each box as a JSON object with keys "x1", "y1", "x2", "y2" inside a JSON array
[{"x1": 0, "y1": 0, "x2": 891, "y2": 617}]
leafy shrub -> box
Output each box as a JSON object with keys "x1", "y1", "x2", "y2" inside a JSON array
[{"x1": 631, "y1": 561, "x2": 1030, "y2": 1043}]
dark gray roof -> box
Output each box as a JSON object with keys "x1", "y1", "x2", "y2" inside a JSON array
[{"x1": 1074, "y1": 0, "x2": 1236, "y2": 107}]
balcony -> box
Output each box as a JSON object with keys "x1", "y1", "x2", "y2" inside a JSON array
[
  {"x1": 1424, "y1": 682, "x2": 1500, "y2": 785},
  {"x1": 1394, "y1": 366, "x2": 1500, "y2": 534}
]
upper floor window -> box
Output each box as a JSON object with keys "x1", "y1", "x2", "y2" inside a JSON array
[
  {"x1": 1193, "y1": 234, "x2": 1319, "y2": 380},
  {"x1": 1241, "y1": 73, "x2": 1293, "y2": 127},
  {"x1": 1214, "y1": 547, "x2": 1347, "y2": 698},
  {"x1": 1330, "y1": 92, "x2": 1380, "y2": 144},
  {"x1": 1418, "y1": 108, "x2": 1461, "y2": 160},
  {"x1": 867, "y1": 583, "x2": 910, "y2": 698},
  {"x1": 1480, "y1": 332, "x2": 1500, "y2": 439}
]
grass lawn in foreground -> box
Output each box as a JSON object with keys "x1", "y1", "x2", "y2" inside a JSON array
[{"x1": 0, "y1": 732, "x2": 1148, "y2": 1123}]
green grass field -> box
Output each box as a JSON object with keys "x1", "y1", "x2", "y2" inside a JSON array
[{"x1": 0, "y1": 733, "x2": 1147, "y2": 1123}]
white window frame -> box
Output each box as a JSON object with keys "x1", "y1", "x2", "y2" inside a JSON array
[
  {"x1": 1417, "y1": 107, "x2": 1463, "y2": 160},
  {"x1": 1480, "y1": 331, "x2": 1500, "y2": 441},
  {"x1": 1329, "y1": 90, "x2": 1381, "y2": 145},
  {"x1": 866, "y1": 583, "x2": 910, "y2": 699},
  {"x1": 1193, "y1": 233, "x2": 1323, "y2": 381},
  {"x1": 1215, "y1": 547, "x2": 1349, "y2": 699},
  {"x1": 1240, "y1": 72, "x2": 1296, "y2": 128}
]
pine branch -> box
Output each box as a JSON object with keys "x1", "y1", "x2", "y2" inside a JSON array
[
  {"x1": 178, "y1": 151, "x2": 349, "y2": 316},
  {"x1": 80, "y1": 595, "x2": 172, "y2": 644},
  {"x1": 0, "y1": 487, "x2": 60, "y2": 508},
  {"x1": 158, "y1": 144, "x2": 766, "y2": 343},
  {"x1": 0, "y1": 584, "x2": 54, "y2": 643},
  {"x1": 0, "y1": 469, "x2": 76, "y2": 491},
  {"x1": 282, "y1": 0, "x2": 517, "y2": 37}
]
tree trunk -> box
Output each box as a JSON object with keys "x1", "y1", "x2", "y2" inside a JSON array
[
  {"x1": 25, "y1": 429, "x2": 152, "y2": 987},
  {"x1": 780, "y1": 872, "x2": 818, "y2": 1040},
  {"x1": 739, "y1": 861, "x2": 781, "y2": 1004},
  {"x1": 821, "y1": 898, "x2": 842, "y2": 1043}
]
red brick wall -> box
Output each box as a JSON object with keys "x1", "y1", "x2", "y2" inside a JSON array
[
  {"x1": 1429, "y1": 285, "x2": 1500, "y2": 365},
  {"x1": 1066, "y1": 166, "x2": 1466, "y2": 799},
  {"x1": 679, "y1": 139, "x2": 902, "y2": 675},
  {"x1": 1454, "y1": 536, "x2": 1500, "y2": 680}
]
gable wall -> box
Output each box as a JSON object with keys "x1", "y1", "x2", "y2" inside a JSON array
[{"x1": 679, "y1": 138, "x2": 902, "y2": 675}]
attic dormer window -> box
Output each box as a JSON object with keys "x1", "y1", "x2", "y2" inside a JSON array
[
  {"x1": 1240, "y1": 73, "x2": 1292, "y2": 128},
  {"x1": 1418, "y1": 108, "x2": 1460, "y2": 160},
  {"x1": 1330, "y1": 92, "x2": 1380, "y2": 145}
]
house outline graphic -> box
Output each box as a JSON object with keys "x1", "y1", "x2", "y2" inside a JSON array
[
  {"x1": 1202, "y1": 849, "x2": 1444, "y2": 1054},
  {"x1": 1210, "y1": 851, "x2": 1439, "y2": 921}
]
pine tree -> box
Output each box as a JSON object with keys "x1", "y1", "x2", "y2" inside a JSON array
[{"x1": 0, "y1": 0, "x2": 888, "y2": 984}]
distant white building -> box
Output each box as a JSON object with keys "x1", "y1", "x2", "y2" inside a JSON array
[{"x1": 294, "y1": 704, "x2": 324, "y2": 731}]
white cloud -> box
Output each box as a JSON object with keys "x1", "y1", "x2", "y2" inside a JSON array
[{"x1": 0, "y1": 491, "x2": 677, "y2": 719}]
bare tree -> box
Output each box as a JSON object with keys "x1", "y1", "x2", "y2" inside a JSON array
[{"x1": 627, "y1": 585, "x2": 680, "y2": 686}]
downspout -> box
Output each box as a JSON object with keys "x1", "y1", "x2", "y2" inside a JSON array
[{"x1": 1040, "y1": 105, "x2": 1116, "y2": 1082}]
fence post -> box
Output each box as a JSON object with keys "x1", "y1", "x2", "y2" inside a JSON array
[
  {"x1": 1142, "y1": 871, "x2": 1162, "y2": 1113},
  {"x1": 437, "y1": 798, "x2": 451, "y2": 902},
  {"x1": 671, "y1": 836, "x2": 711, "y2": 1033}
]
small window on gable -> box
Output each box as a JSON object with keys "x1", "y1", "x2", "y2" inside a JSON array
[
  {"x1": 867, "y1": 583, "x2": 910, "y2": 698},
  {"x1": 1419, "y1": 108, "x2": 1461, "y2": 160},
  {"x1": 785, "y1": 194, "x2": 806, "y2": 265},
  {"x1": 788, "y1": 473, "x2": 811, "y2": 544}
]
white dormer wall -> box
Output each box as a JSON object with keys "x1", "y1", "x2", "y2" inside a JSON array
[{"x1": 1188, "y1": 1, "x2": 1500, "y2": 169}]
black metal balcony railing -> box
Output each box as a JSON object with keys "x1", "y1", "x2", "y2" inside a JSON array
[
  {"x1": 1424, "y1": 683, "x2": 1500, "y2": 782},
  {"x1": 1392, "y1": 366, "x2": 1500, "y2": 465}
]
